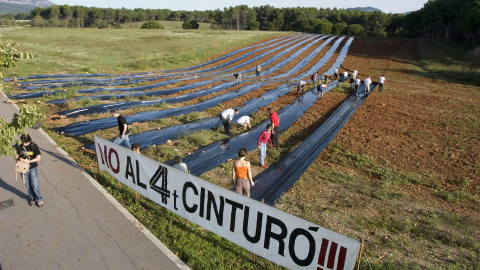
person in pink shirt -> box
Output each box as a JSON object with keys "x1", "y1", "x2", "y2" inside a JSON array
[{"x1": 258, "y1": 124, "x2": 273, "y2": 168}]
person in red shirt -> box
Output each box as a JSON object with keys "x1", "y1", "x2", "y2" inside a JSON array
[
  {"x1": 258, "y1": 124, "x2": 273, "y2": 168},
  {"x1": 268, "y1": 107, "x2": 280, "y2": 148}
]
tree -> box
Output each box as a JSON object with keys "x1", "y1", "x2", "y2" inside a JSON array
[
  {"x1": 345, "y1": 24, "x2": 365, "y2": 36},
  {"x1": 465, "y1": 47, "x2": 480, "y2": 72},
  {"x1": 182, "y1": 20, "x2": 199, "y2": 29},
  {"x1": 141, "y1": 20, "x2": 164, "y2": 29},
  {"x1": 0, "y1": 39, "x2": 44, "y2": 157},
  {"x1": 333, "y1": 22, "x2": 348, "y2": 35}
]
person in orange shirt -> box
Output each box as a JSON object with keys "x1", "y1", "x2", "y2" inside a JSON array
[{"x1": 232, "y1": 148, "x2": 254, "y2": 197}]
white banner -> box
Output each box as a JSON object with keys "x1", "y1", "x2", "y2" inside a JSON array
[{"x1": 94, "y1": 136, "x2": 360, "y2": 269}]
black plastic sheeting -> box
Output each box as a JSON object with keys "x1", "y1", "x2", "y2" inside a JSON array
[
  {"x1": 112, "y1": 83, "x2": 298, "y2": 150},
  {"x1": 78, "y1": 35, "x2": 351, "y2": 151},
  {"x1": 2, "y1": 72, "x2": 150, "y2": 82},
  {"x1": 164, "y1": 38, "x2": 354, "y2": 175},
  {"x1": 58, "y1": 81, "x2": 237, "y2": 117},
  {"x1": 170, "y1": 80, "x2": 344, "y2": 174},
  {"x1": 56, "y1": 35, "x2": 321, "y2": 117},
  {"x1": 178, "y1": 34, "x2": 302, "y2": 74},
  {"x1": 52, "y1": 83, "x2": 263, "y2": 136},
  {"x1": 13, "y1": 78, "x2": 212, "y2": 101},
  {"x1": 251, "y1": 84, "x2": 377, "y2": 205},
  {"x1": 17, "y1": 76, "x2": 161, "y2": 91},
  {"x1": 207, "y1": 35, "x2": 319, "y2": 75},
  {"x1": 55, "y1": 35, "x2": 345, "y2": 137},
  {"x1": 48, "y1": 79, "x2": 220, "y2": 105},
  {"x1": 9, "y1": 35, "x2": 299, "y2": 99},
  {"x1": 163, "y1": 34, "x2": 298, "y2": 73}
]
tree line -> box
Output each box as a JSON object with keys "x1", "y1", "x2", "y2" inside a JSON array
[{"x1": 0, "y1": 0, "x2": 479, "y2": 46}]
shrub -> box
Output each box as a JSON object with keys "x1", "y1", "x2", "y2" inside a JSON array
[
  {"x1": 182, "y1": 20, "x2": 199, "y2": 29},
  {"x1": 141, "y1": 21, "x2": 164, "y2": 29}
]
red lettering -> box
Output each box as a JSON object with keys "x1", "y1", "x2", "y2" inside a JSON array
[{"x1": 108, "y1": 148, "x2": 120, "y2": 174}]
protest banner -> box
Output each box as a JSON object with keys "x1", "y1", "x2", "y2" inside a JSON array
[{"x1": 95, "y1": 135, "x2": 360, "y2": 269}]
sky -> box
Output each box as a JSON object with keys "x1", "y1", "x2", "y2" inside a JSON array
[{"x1": 51, "y1": 0, "x2": 428, "y2": 14}]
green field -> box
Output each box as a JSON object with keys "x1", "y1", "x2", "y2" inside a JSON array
[{"x1": 0, "y1": 25, "x2": 287, "y2": 77}]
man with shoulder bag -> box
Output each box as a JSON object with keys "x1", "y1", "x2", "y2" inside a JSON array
[{"x1": 15, "y1": 134, "x2": 43, "y2": 207}]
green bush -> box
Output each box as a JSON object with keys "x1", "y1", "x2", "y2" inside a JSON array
[
  {"x1": 182, "y1": 20, "x2": 199, "y2": 29},
  {"x1": 141, "y1": 21, "x2": 164, "y2": 29}
]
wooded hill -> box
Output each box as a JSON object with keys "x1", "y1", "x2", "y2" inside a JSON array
[{"x1": 1, "y1": 0, "x2": 479, "y2": 46}]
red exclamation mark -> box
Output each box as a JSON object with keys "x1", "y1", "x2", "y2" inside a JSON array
[
  {"x1": 336, "y1": 246, "x2": 347, "y2": 270},
  {"x1": 317, "y1": 238, "x2": 329, "y2": 270},
  {"x1": 327, "y1": 242, "x2": 338, "y2": 269}
]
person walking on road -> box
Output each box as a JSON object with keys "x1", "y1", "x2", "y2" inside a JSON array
[
  {"x1": 334, "y1": 68, "x2": 339, "y2": 80},
  {"x1": 268, "y1": 107, "x2": 280, "y2": 148},
  {"x1": 112, "y1": 110, "x2": 131, "y2": 149},
  {"x1": 236, "y1": 114, "x2": 252, "y2": 130},
  {"x1": 219, "y1": 108, "x2": 239, "y2": 135},
  {"x1": 234, "y1": 73, "x2": 242, "y2": 84},
  {"x1": 258, "y1": 124, "x2": 273, "y2": 168},
  {"x1": 255, "y1": 65, "x2": 261, "y2": 78},
  {"x1": 354, "y1": 78, "x2": 361, "y2": 96},
  {"x1": 232, "y1": 148, "x2": 254, "y2": 197},
  {"x1": 343, "y1": 70, "x2": 349, "y2": 81},
  {"x1": 364, "y1": 77, "x2": 372, "y2": 96},
  {"x1": 296, "y1": 80, "x2": 306, "y2": 95},
  {"x1": 311, "y1": 72, "x2": 317, "y2": 85},
  {"x1": 15, "y1": 134, "x2": 43, "y2": 207},
  {"x1": 379, "y1": 75, "x2": 386, "y2": 92}
]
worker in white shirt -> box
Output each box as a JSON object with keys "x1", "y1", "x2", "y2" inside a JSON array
[{"x1": 236, "y1": 115, "x2": 252, "y2": 130}]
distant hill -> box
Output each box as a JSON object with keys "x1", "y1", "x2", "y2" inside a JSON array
[
  {"x1": 0, "y1": 3, "x2": 36, "y2": 14},
  {"x1": 347, "y1": 7, "x2": 383, "y2": 13},
  {"x1": 0, "y1": 0, "x2": 53, "y2": 14}
]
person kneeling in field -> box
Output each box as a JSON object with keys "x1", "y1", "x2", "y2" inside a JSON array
[{"x1": 236, "y1": 115, "x2": 252, "y2": 130}]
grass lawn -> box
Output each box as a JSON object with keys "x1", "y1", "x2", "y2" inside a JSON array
[{"x1": 0, "y1": 26, "x2": 288, "y2": 76}]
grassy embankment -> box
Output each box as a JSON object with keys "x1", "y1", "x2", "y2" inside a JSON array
[{"x1": 1, "y1": 23, "x2": 479, "y2": 269}]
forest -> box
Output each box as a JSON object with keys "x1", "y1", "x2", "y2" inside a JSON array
[{"x1": 0, "y1": 0, "x2": 479, "y2": 46}]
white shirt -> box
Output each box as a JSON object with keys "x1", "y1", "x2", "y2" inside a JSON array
[
  {"x1": 221, "y1": 109, "x2": 235, "y2": 121},
  {"x1": 353, "y1": 70, "x2": 358, "y2": 75},
  {"x1": 379, "y1": 76, "x2": 385, "y2": 84},
  {"x1": 236, "y1": 115, "x2": 250, "y2": 126},
  {"x1": 173, "y1": 163, "x2": 188, "y2": 172},
  {"x1": 354, "y1": 78, "x2": 361, "y2": 85},
  {"x1": 334, "y1": 69, "x2": 338, "y2": 74},
  {"x1": 364, "y1": 78, "x2": 371, "y2": 85},
  {"x1": 299, "y1": 80, "x2": 306, "y2": 86},
  {"x1": 343, "y1": 71, "x2": 348, "y2": 77}
]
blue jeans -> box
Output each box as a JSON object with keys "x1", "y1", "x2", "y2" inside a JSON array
[
  {"x1": 23, "y1": 167, "x2": 42, "y2": 202},
  {"x1": 259, "y1": 143, "x2": 267, "y2": 166},
  {"x1": 114, "y1": 134, "x2": 131, "y2": 149}
]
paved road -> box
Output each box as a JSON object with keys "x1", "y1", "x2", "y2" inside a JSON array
[{"x1": 0, "y1": 92, "x2": 189, "y2": 270}]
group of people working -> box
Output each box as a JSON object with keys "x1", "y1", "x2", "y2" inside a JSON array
[
  {"x1": 110, "y1": 67, "x2": 387, "y2": 199},
  {"x1": 297, "y1": 68, "x2": 386, "y2": 98}
]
